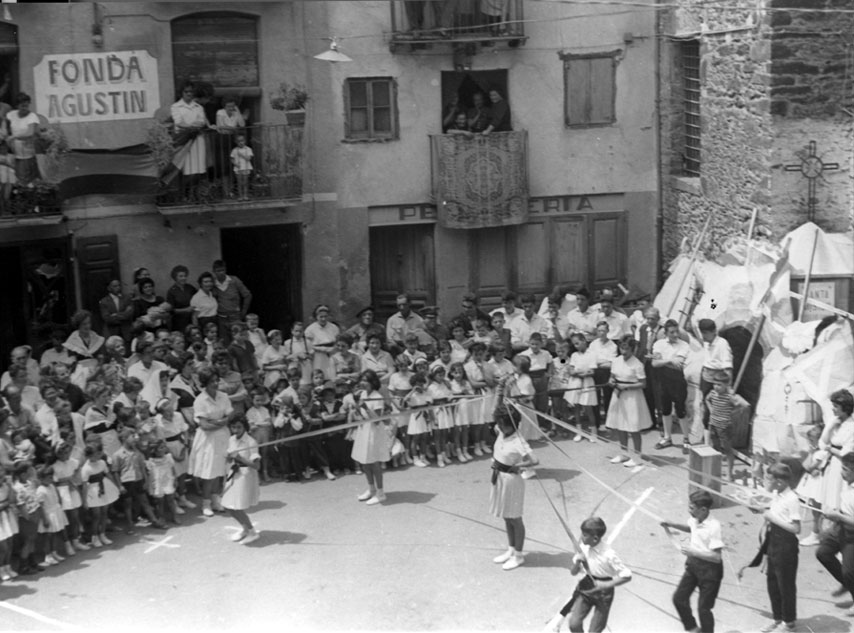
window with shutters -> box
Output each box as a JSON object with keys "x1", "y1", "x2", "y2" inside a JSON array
[
  {"x1": 344, "y1": 77, "x2": 399, "y2": 141},
  {"x1": 562, "y1": 52, "x2": 618, "y2": 127}
]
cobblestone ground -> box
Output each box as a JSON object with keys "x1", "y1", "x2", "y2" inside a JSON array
[{"x1": 0, "y1": 431, "x2": 848, "y2": 632}]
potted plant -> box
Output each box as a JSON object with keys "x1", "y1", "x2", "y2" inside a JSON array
[{"x1": 270, "y1": 82, "x2": 308, "y2": 126}]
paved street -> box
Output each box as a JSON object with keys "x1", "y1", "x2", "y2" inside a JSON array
[{"x1": 0, "y1": 432, "x2": 849, "y2": 632}]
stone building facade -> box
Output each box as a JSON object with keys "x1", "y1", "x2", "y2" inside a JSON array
[{"x1": 659, "y1": 0, "x2": 854, "y2": 263}]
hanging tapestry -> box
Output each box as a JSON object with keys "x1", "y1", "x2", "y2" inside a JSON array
[{"x1": 432, "y1": 131, "x2": 528, "y2": 229}]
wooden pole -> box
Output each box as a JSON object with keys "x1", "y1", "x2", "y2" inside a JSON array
[
  {"x1": 797, "y1": 227, "x2": 820, "y2": 322},
  {"x1": 666, "y1": 214, "x2": 713, "y2": 320},
  {"x1": 744, "y1": 206, "x2": 758, "y2": 268}
]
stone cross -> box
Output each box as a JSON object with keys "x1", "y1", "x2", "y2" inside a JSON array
[{"x1": 784, "y1": 140, "x2": 840, "y2": 222}]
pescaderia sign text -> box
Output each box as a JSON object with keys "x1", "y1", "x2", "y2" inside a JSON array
[{"x1": 34, "y1": 51, "x2": 160, "y2": 123}]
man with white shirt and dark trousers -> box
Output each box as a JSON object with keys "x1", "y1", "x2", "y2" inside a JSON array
[
  {"x1": 637, "y1": 306, "x2": 665, "y2": 431},
  {"x1": 566, "y1": 288, "x2": 599, "y2": 343},
  {"x1": 651, "y1": 319, "x2": 691, "y2": 452},
  {"x1": 696, "y1": 318, "x2": 733, "y2": 446}
]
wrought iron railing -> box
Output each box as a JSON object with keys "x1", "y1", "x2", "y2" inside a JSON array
[
  {"x1": 157, "y1": 122, "x2": 303, "y2": 207},
  {"x1": 0, "y1": 180, "x2": 61, "y2": 218},
  {"x1": 389, "y1": 0, "x2": 525, "y2": 44}
]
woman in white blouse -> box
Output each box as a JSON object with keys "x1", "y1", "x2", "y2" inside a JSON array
[
  {"x1": 188, "y1": 367, "x2": 235, "y2": 517},
  {"x1": 170, "y1": 82, "x2": 210, "y2": 200}
]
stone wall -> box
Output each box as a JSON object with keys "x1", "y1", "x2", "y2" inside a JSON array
[
  {"x1": 660, "y1": 0, "x2": 854, "y2": 270},
  {"x1": 660, "y1": 2, "x2": 774, "y2": 263},
  {"x1": 768, "y1": 0, "x2": 854, "y2": 233}
]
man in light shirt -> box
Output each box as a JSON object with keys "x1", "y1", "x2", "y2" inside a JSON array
[
  {"x1": 651, "y1": 319, "x2": 691, "y2": 452},
  {"x1": 637, "y1": 306, "x2": 666, "y2": 429},
  {"x1": 566, "y1": 288, "x2": 599, "y2": 343},
  {"x1": 597, "y1": 291, "x2": 629, "y2": 342},
  {"x1": 697, "y1": 318, "x2": 733, "y2": 431},
  {"x1": 509, "y1": 294, "x2": 550, "y2": 353},
  {"x1": 489, "y1": 290, "x2": 524, "y2": 330},
  {"x1": 386, "y1": 293, "x2": 425, "y2": 356}
]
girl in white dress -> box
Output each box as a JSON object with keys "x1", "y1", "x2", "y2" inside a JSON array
[
  {"x1": 606, "y1": 335, "x2": 652, "y2": 468},
  {"x1": 449, "y1": 362, "x2": 474, "y2": 464},
  {"x1": 489, "y1": 404, "x2": 537, "y2": 571},
  {"x1": 464, "y1": 343, "x2": 493, "y2": 458},
  {"x1": 0, "y1": 463, "x2": 18, "y2": 580},
  {"x1": 817, "y1": 391, "x2": 854, "y2": 522},
  {"x1": 146, "y1": 440, "x2": 179, "y2": 524},
  {"x1": 35, "y1": 465, "x2": 70, "y2": 566},
  {"x1": 222, "y1": 417, "x2": 261, "y2": 544},
  {"x1": 350, "y1": 370, "x2": 392, "y2": 505},
  {"x1": 53, "y1": 442, "x2": 89, "y2": 554},
  {"x1": 404, "y1": 374, "x2": 433, "y2": 468},
  {"x1": 156, "y1": 397, "x2": 193, "y2": 510},
  {"x1": 428, "y1": 365, "x2": 455, "y2": 468},
  {"x1": 79, "y1": 444, "x2": 120, "y2": 548},
  {"x1": 388, "y1": 355, "x2": 414, "y2": 465},
  {"x1": 567, "y1": 333, "x2": 599, "y2": 442}
]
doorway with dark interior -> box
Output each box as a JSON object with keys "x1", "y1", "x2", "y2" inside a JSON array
[
  {"x1": 440, "y1": 69, "x2": 508, "y2": 131},
  {"x1": 220, "y1": 223, "x2": 302, "y2": 334},
  {"x1": 0, "y1": 239, "x2": 72, "y2": 363}
]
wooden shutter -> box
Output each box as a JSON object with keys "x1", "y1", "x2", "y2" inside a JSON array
[
  {"x1": 172, "y1": 14, "x2": 259, "y2": 90},
  {"x1": 75, "y1": 235, "x2": 119, "y2": 334},
  {"x1": 565, "y1": 59, "x2": 589, "y2": 126},
  {"x1": 588, "y1": 56, "x2": 615, "y2": 124}
]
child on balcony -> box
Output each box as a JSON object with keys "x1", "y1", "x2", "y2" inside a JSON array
[{"x1": 230, "y1": 134, "x2": 254, "y2": 201}]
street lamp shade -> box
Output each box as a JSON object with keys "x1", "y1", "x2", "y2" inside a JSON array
[{"x1": 314, "y1": 38, "x2": 353, "y2": 63}]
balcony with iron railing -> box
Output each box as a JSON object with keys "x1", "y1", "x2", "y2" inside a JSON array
[
  {"x1": 389, "y1": 0, "x2": 526, "y2": 51},
  {"x1": 0, "y1": 180, "x2": 62, "y2": 224},
  {"x1": 430, "y1": 130, "x2": 528, "y2": 228},
  {"x1": 156, "y1": 122, "x2": 303, "y2": 212}
]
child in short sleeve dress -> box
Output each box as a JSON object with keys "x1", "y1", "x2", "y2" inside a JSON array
[
  {"x1": 222, "y1": 418, "x2": 261, "y2": 544},
  {"x1": 0, "y1": 464, "x2": 18, "y2": 580},
  {"x1": 36, "y1": 466, "x2": 70, "y2": 566}
]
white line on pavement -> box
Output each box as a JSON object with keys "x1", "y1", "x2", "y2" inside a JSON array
[
  {"x1": 607, "y1": 487, "x2": 655, "y2": 546},
  {"x1": 141, "y1": 535, "x2": 179, "y2": 554},
  {"x1": 0, "y1": 600, "x2": 78, "y2": 629}
]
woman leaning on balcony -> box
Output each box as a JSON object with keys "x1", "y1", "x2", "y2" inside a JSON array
[
  {"x1": 481, "y1": 86, "x2": 512, "y2": 136},
  {"x1": 214, "y1": 98, "x2": 246, "y2": 198},
  {"x1": 171, "y1": 82, "x2": 211, "y2": 201},
  {"x1": 6, "y1": 92, "x2": 40, "y2": 185}
]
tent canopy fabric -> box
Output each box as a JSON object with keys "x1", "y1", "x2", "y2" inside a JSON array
[{"x1": 784, "y1": 222, "x2": 854, "y2": 277}]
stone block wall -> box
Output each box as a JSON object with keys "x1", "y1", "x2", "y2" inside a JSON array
[
  {"x1": 768, "y1": 0, "x2": 854, "y2": 233},
  {"x1": 660, "y1": 2, "x2": 775, "y2": 264},
  {"x1": 660, "y1": 0, "x2": 854, "y2": 271}
]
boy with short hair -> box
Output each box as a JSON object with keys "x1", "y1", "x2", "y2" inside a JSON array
[
  {"x1": 662, "y1": 491, "x2": 724, "y2": 633},
  {"x1": 230, "y1": 133, "x2": 254, "y2": 201},
  {"x1": 738, "y1": 462, "x2": 800, "y2": 632},
  {"x1": 545, "y1": 516, "x2": 632, "y2": 632},
  {"x1": 705, "y1": 373, "x2": 749, "y2": 480}
]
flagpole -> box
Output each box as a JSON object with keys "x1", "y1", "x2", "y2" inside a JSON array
[{"x1": 797, "y1": 227, "x2": 820, "y2": 322}]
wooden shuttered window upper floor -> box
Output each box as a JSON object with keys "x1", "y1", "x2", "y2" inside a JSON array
[
  {"x1": 344, "y1": 77, "x2": 399, "y2": 141},
  {"x1": 562, "y1": 51, "x2": 619, "y2": 128}
]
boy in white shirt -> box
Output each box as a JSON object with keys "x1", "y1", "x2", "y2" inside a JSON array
[
  {"x1": 662, "y1": 490, "x2": 725, "y2": 633},
  {"x1": 230, "y1": 133, "x2": 254, "y2": 201},
  {"x1": 738, "y1": 462, "x2": 800, "y2": 632},
  {"x1": 545, "y1": 516, "x2": 632, "y2": 632}
]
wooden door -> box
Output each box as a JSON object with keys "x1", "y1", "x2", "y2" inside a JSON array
[
  {"x1": 551, "y1": 217, "x2": 587, "y2": 290},
  {"x1": 516, "y1": 220, "x2": 550, "y2": 295},
  {"x1": 75, "y1": 235, "x2": 119, "y2": 334},
  {"x1": 370, "y1": 225, "x2": 435, "y2": 319},
  {"x1": 588, "y1": 213, "x2": 625, "y2": 291},
  {"x1": 470, "y1": 226, "x2": 511, "y2": 312}
]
